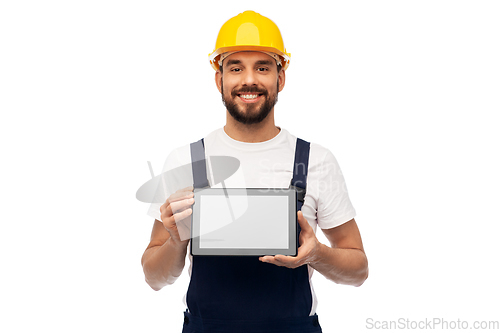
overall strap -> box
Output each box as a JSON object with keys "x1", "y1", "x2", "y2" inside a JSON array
[
  {"x1": 190, "y1": 138, "x2": 209, "y2": 189},
  {"x1": 291, "y1": 138, "x2": 311, "y2": 205}
]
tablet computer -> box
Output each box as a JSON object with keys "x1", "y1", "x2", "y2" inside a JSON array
[{"x1": 190, "y1": 188, "x2": 297, "y2": 256}]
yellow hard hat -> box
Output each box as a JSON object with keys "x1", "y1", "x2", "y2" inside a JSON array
[{"x1": 209, "y1": 10, "x2": 291, "y2": 71}]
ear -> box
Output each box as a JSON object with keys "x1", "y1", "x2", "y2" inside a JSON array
[
  {"x1": 278, "y1": 68, "x2": 286, "y2": 92},
  {"x1": 215, "y1": 70, "x2": 223, "y2": 93}
]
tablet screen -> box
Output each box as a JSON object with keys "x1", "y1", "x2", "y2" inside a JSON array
[{"x1": 191, "y1": 188, "x2": 297, "y2": 256}]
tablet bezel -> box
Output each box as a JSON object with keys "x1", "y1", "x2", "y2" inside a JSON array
[{"x1": 190, "y1": 188, "x2": 297, "y2": 256}]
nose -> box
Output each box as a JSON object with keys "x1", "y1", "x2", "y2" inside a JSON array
[{"x1": 241, "y1": 69, "x2": 257, "y2": 86}]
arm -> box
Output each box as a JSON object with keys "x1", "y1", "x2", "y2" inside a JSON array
[
  {"x1": 260, "y1": 212, "x2": 368, "y2": 287},
  {"x1": 310, "y1": 218, "x2": 368, "y2": 286},
  {"x1": 141, "y1": 187, "x2": 194, "y2": 291}
]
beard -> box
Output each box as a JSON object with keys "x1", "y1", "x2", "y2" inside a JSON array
[{"x1": 221, "y1": 81, "x2": 279, "y2": 125}]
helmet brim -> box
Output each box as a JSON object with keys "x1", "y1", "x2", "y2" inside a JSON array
[{"x1": 209, "y1": 46, "x2": 290, "y2": 71}]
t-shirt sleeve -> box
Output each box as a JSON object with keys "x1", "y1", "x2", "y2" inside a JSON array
[
  {"x1": 146, "y1": 145, "x2": 194, "y2": 221},
  {"x1": 313, "y1": 149, "x2": 356, "y2": 229}
]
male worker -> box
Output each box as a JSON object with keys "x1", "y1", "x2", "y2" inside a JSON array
[{"x1": 141, "y1": 10, "x2": 368, "y2": 333}]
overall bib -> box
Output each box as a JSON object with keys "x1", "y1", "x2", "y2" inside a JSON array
[{"x1": 183, "y1": 138, "x2": 321, "y2": 333}]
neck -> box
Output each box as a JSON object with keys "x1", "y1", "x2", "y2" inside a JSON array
[{"x1": 224, "y1": 109, "x2": 280, "y2": 143}]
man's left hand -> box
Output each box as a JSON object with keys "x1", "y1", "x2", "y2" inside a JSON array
[{"x1": 259, "y1": 211, "x2": 320, "y2": 268}]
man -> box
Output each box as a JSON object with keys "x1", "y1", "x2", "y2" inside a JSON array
[{"x1": 141, "y1": 10, "x2": 368, "y2": 333}]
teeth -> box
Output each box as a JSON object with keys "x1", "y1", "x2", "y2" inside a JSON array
[{"x1": 240, "y1": 94, "x2": 258, "y2": 99}]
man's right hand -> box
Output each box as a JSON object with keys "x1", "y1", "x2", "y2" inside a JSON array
[{"x1": 160, "y1": 186, "x2": 194, "y2": 245}]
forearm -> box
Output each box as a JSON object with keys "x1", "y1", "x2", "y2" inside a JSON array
[
  {"x1": 310, "y1": 243, "x2": 368, "y2": 287},
  {"x1": 142, "y1": 238, "x2": 188, "y2": 291}
]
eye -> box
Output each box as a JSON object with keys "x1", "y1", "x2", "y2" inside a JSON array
[
  {"x1": 231, "y1": 68, "x2": 242, "y2": 72},
  {"x1": 257, "y1": 67, "x2": 269, "y2": 72}
]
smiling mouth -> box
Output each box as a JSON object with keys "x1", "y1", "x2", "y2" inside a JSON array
[{"x1": 237, "y1": 93, "x2": 264, "y2": 103}]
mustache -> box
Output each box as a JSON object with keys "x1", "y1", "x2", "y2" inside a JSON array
[{"x1": 231, "y1": 86, "x2": 268, "y2": 97}]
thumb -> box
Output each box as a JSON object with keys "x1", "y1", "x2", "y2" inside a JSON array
[{"x1": 297, "y1": 211, "x2": 311, "y2": 232}]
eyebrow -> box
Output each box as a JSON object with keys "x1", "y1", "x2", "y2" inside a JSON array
[
  {"x1": 225, "y1": 59, "x2": 242, "y2": 66},
  {"x1": 255, "y1": 60, "x2": 274, "y2": 66},
  {"x1": 224, "y1": 59, "x2": 274, "y2": 67}
]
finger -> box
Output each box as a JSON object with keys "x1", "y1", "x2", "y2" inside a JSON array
[
  {"x1": 259, "y1": 256, "x2": 287, "y2": 267},
  {"x1": 274, "y1": 254, "x2": 294, "y2": 262},
  {"x1": 171, "y1": 208, "x2": 193, "y2": 224},
  {"x1": 297, "y1": 211, "x2": 312, "y2": 234},
  {"x1": 261, "y1": 254, "x2": 300, "y2": 267},
  {"x1": 275, "y1": 254, "x2": 302, "y2": 266},
  {"x1": 170, "y1": 197, "x2": 195, "y2": 215},
  {"x1": 177, "y1": 220, "x2": 192, "y2": 242},
  {"x1": 161, "y1": 200, "x2": 193, "y2": 225},
  {"x1": 166, "y1": 186, "x2": 194, "y2": 203},
  {"x1": 161, "y1": 198, "x2": 193, "y2": 219},
  {"x1": 166, "y1": 189, "x2": 194, "y2": 205}
]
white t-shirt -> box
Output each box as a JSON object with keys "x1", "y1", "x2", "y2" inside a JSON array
[
  {"x1": 148, "y1": 127, "x2": 355, "y2": 229},
  {"x1": 147, "y1": 127, "x2": 356, "y2": 315}
]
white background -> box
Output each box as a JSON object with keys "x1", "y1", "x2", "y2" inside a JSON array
[{"x1": 1, "y1": 1, "x2": 499, "y2": 332}]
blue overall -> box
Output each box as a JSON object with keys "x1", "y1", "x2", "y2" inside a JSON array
[{"x1": 183, "y1": 138, "x2": 321, "y2": 333}]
